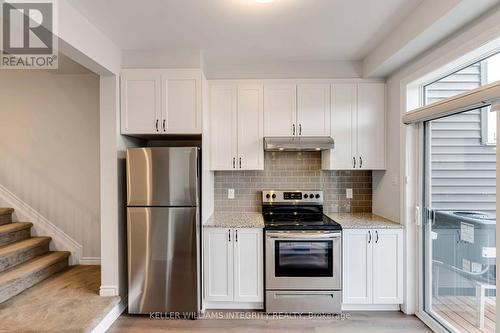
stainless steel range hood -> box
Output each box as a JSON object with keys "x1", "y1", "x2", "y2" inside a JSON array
[{"x1": 264, "y1": 137, "x2": 334, "y2": 151}]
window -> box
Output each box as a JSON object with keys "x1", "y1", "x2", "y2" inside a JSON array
[
  {"x1": 422, "y1": 109, "x2": 496, "y2": 333},
  {"x1": 417, "y1": 51, "x2": 500, "y2": 333},
  {"x1": 425, "y1": 52, "x2": 500, "y2": 145}
]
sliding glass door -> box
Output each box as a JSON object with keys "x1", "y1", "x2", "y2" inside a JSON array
[{"x1": 422, "y1": 108, "x2": 496, "y2": 333}]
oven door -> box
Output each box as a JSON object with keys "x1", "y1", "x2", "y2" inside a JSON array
[{"x1": 265, "y1": 230, "x2": 341, "y2": 290}]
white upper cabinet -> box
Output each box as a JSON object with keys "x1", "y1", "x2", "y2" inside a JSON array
[
  {"x1": 263, "y1": 84, "x2": 297, "y2": 137},
  {"x1": 121, "y1": 70, "x2": 161, "y2": 134},
  {"x1": 237, "y1": 84, "x2": 264, "y2": 170},
  {"x1": 322, "y1": 82, "x2": 386, "y2": 170},
  {"x1": 121, "y1": 69, "x2": 201, "y2": 135},
  {"x1": 161, "y1": 70, "x2": 202, "y2": 134},
  {"x1": 297, "y1": 83, "x2": 331, "y2": 136},
  {"x1": 264, "y1": 83, "x2": 330, "y2": 137},
  {"x1": 210, "y1": 84, "x2": 237, "y2": 170},
  {"x1": 323, "y1": 83, "x2": 356, "y2": 170},
  {"x1": 210, "y1": 82, "x2": 263, "y2": 171},
  {"x1": 357, "y1": 83, "x2": 385, "y2": 170}
]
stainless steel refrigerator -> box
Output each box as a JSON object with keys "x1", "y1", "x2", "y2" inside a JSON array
[{"x1": 126, "y1": 147, "x2": 200, "y2": 314}]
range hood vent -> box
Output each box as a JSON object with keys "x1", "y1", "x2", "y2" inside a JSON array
[{"x1": 264, "y1": 137, "x2": 334, "y2": 151}]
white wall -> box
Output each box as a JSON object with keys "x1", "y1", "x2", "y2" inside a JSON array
[
  {"x1": 58, "y1": 0, "x2": 122, "y2": 74},
  {"x1": 122, "y1": 49, "x2": 203, "y2": 69},
  {"x1": 99, "y1": 75, "x2": 143, "y2": 297},
  {"x1": 0, "y1": 69, "x2": 100, "y2": 258},
  {"x1": 203, "y1": 60, "x2": 362, "y2": 79}
]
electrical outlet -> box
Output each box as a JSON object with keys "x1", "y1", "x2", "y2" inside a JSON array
[
  {"x1": 346, "y1": 188, "x2": 353, "y2": 199},
  {"x1": 228, "y1": 189, "x2": 235, "y2": 199}
]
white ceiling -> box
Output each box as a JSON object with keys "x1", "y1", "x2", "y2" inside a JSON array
[{"x1": 67, "y1": 0, "x2": 422, "y2": 64}]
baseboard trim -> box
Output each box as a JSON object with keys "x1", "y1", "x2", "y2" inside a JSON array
[
  {"x1": 100, "y1": 285, "x2": 119, "y2": 297},
  {"x1": 0, "y1": 184, "x2": 83, "y2": 265},
  {"x1": 342, "y1": 304, "x2": 401, "y2": 311},
  {"x1": 204, "y1": 301, "x2": 264, "y2": 310},
  {"x1": 80, "y1": 257, "x2": 101, "y2": 265},
  {"x1": 90, "y1": 296, "x2": 127, "y2": 333}
]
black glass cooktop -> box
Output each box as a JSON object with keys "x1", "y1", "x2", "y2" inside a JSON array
[{"x1": 263, "y1": 213, "x2": 342, "y2": 230}]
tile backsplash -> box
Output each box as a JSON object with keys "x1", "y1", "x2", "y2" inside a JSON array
[{"x1": 214, "y1": 152, "x2": 372, "y2": 213}]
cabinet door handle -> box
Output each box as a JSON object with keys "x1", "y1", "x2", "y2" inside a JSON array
[
  {"x1": 368, "y1": 230, "x2": 372, "y2": 243},
  {"x1": 292, "y1": 124, "x2": 296, "y2": 136},
  {"x1": 299, "y1": 124, "x2": 302, "y2": 135},
  {"x1": 359, "y1": 156, "x2": 363, "y2": 169},
  {"x1": 162, "y1": 119, "x2": 166, "y2": 132},
  {"x1": 353, "y1": 157, "x2": 356, "y2": 169},
  {"x1": 375, "y1": 230, "x2": 379, "y2": 243},
  {"x1": 235, "y1": 229, "x2": 238, "y2": 242},
  {"x1": 232, "y1": 157, "x2": 236, "y2": 169},
  {"x1": 239, "y1": 157, "x2": 242, "y2": 169},
  {"x1": 228, "y1": 229, "x2": 231, "y2": 242},
  {"x1": 155, "y1": 119, "x2": 159, "y2": 132}
]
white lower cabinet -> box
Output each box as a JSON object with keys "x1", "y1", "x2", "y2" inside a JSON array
[
  {"x1": 343, "y1": 229, "x2": 373, "y2": 304},
  {"x1": 204, "y1": 227, "x2": 234, "y2": 302},
  {"x1": 343, "y1": 228, "x2": 403, "y2": 307},
  {"x1": 204, "y1": 228, "x2": 263, "y2": 308}
]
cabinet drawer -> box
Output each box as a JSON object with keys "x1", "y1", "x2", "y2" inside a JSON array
[{"x1": 266, "y1": 290, "x2": 341, "y2": 313}]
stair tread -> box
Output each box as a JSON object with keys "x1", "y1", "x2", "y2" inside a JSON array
[
  {"x1": 0, "y1": 237, "x2": 51, "y2": 256},
  {"x1": 0, "y1": 208, "x2": 13, "y2": 216},
  {"x1": 0, "y1": 251, "x2": 70, "y2": 286},
  {"x1": 0, "y1": 222, "x2": 32, "y2": 235}
]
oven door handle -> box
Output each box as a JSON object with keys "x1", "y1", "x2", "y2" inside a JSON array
[{"x1": 266, "y1": 232, "x2": 341, "y2": 239}]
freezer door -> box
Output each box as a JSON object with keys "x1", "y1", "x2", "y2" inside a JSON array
[
  {"x1": 128, "y1": 207, "x2": 199, "y2": 314},
  {"x1": 127, "y1": 147, "x2": 199, "y2": 207}
]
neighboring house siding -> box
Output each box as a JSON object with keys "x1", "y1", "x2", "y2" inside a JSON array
[{"x1": 426, "y1": 64, "x2": 496, "y2": 213}]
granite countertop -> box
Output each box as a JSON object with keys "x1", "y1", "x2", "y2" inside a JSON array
[
  {"x1": 325, "y1": 212, "x2": 403, "y2": 229},
  {"x1": 204, "y1": 212, "x2": 265, "y2": 229}
]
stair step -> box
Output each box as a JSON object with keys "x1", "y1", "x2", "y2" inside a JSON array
[
  {"x1": 0, "y1": 237, "x2": 51, "y2": 272},
  {"x1": 0, "y1": 222, "x2": 32, "y2": 247},
  {"x1": 0, "y1": 251, "x2": 70, "y2": 304},
  {"x1": 0, "y1": 208, "x2": 14, "y2": 226}
]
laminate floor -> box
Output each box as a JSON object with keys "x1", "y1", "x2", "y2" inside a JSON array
[{"x1": 109, "y1": 311, "x2": 431, "y2": 333}]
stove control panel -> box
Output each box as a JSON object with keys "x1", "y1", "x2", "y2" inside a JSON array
[{"x1": 262, "y1": 190, "x2": 323, "y2": 204}]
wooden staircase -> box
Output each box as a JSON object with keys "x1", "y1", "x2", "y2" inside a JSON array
[{"x1": 0, "y1": 207, "x2": 70, "y2": 304}]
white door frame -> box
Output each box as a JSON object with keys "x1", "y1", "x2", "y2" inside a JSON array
[{"x1": 402, "y1": 73, "x2": 500, "y2": 333}]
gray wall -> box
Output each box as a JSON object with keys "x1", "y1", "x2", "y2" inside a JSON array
[
  {"x1": 0, "y1": 70, "x2": 101, "y2": 257},
  {"x1": 215, "y1": 151, "x2": 372, "y2": 213},
  {"x1": 426, "y1": 63, "x2": 496, "y2": 212}
]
